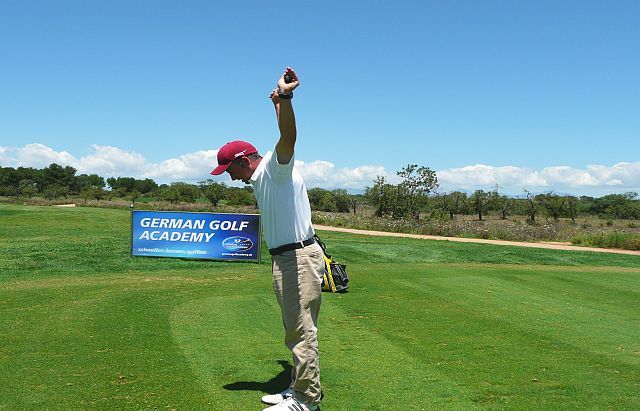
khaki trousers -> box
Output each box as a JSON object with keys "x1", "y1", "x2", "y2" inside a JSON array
[{"x1": 271, "y1": 242, "x2": 324, "y2": 404}]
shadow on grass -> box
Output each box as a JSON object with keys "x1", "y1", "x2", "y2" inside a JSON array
[{"x1": 223, "y1": 360, "x2": 292, "y2": 394}]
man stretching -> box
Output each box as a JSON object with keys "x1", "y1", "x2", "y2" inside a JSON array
[{"x1": 210, "y1": 67, "x2": 324, "y2": 411}]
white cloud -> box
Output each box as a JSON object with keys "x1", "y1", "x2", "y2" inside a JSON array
[
  {"x1": 76, "y1": 145, "x2": 148, "y2": 176},
  {"x1": 295, "y1": 160, "x2": 390, "y2": 188},
  {"x1": 437, "y1": 164, "x2": 547, "y2": 187},
  {"x1": 0, "y1": 147, "x2": 8, "y2": 164},
  {"x1": 1, "y1": 143, "x2": 639, "y2": 195},
  {"x1": 540, "y1": 166, "x2": 598, "y2": 186},
  {"x1": 3, "y1": 143, "x2": 77, "y2": 168},
  {"x1": 0, "y1": 143, "x2": 219, "y2": 182},
  {"x1": 437, "y1": 162, "x2": 640, "y2": 193},
  {"x1": 144, "y1": 150, "x2": 219, "y2": 180}
]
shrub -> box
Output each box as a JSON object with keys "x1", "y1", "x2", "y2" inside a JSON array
[{"x1": 571, "y1": 232, "x2": 640, "y2": 251}]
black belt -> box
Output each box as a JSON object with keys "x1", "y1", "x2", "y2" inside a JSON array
[{"x1": 269, "y1": 238, "x2": 316, "y2": 256}]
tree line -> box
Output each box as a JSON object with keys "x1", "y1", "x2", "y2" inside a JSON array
[
  {"x1": 430, "y1": 189, "x2": 640, "y2": 222},
  {"x1": 0, "y1": 163, "x2": 358, "y2": 210},
  {"x1": 364, "y1": 164, "x2": 640, "y2": 221},
  {"x1": 0, "y1": 164, "x2": 254, "y2": 206},
  {"x1": 1, "y1": 163, "x2": 639, "y2": 220}
]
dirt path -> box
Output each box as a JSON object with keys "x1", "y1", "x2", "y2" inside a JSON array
[{"x1": 313, "y1": 224, "x2": 640, "y2": 257}]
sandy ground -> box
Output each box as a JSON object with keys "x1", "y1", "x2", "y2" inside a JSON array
[{"x1": 313, "y1": 224, "x2": 640, "y2": 257}]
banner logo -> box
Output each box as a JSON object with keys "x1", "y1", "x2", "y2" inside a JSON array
[{"x1": 222, "y1": 236, "x2": 254, "y2": 252}]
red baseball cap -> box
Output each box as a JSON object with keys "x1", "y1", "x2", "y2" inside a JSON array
[{"x1": 210, "y1": 140, "x2": 258, "y2": 175}]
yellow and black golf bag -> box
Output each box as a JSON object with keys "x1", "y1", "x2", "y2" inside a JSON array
[{"x1": 314, "y1": 235, "x2": 349, "y2": 293}]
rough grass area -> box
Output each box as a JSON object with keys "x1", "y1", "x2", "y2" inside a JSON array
[
  {"x1": 1, "y1": 204, "x2": 639, "y2": 410},
  {"x1": 4, "y1": 197, "x2": 640, "y2": 250},
  {"x1": 313, "y1": 209, "x2": 640, "y2": 250},
  {"x1": 571, "y1": 231, "x2": 640, "y2": 251}
]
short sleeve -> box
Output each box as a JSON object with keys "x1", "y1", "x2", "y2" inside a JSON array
[{"x1": 268, "y1": 147, "x2": 295, "y2": 179}]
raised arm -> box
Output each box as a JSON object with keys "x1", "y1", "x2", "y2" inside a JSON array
[{"x1": 270, "y1": 67, "x2": 299, "y2": 165}]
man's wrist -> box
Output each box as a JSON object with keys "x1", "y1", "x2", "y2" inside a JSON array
[{"x1": 277, "y1": 91, "x2": 293, "y2": 100}]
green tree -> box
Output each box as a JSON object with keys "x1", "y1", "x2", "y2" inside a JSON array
[
  {"x1": 135, "y1": 178, "x2": 158, "y2": 195},
  {"x1": 308, "y1": 188, "x2": 327, "y2": 211},
  {"x1": 76, "y1": 174, "x2": 105, "y2": 192},
  {"x1": 42, "y1": 185, "x2": 70, "y2": 200},
  {"x1": 469, "y1": 190, "x2": 490, "y2": 221},
  {"x1": 442, "y1": 191, "x2": 468, "y2": 219},
  {"x1": 160, "y1": 186, "x2": 181, "y2": 204},
  {"x1": 333, "y1": 189, "x2": 351, "y2": 213},
  {"x1": 226, "y1": 187, "x2": 255, "y2": 206},
  {"x1": 539, "y1": 193, "x2": 566, "y2": 222},
  {"x1": 199, "y1": 179, "x2": 227, "y2": 206},
  {"x1": 38, "y1": 163, "x2": 77, "y2": 193},
  {"x1": 522, "y1": 189, "x2": 540, "y2": 223},
  {"x1": 80, "y1": 187, "x2": 107, "y2": 202},
  {"x1": 169, "y1": 182, "x2": 200, "y2": 203},
  {"x1": 349, "y1": 195, "x2": 358, "y2": 215},
  {"x1": 0, "y1": 167, "x2": 20, "y2": 195},
  {"x1": 308, "y1": 188, "x2": 351, "y2": 212},
  {"x1": 565, "y1": 196, "x2": 578, "y2": 224},
  {"x1": 18, "y1": 179, "x2": 37, "y2": 198},
  {"x1": 128, "y1": 190, "x2": 142, "y2": 204},
  {"x1": 318, "y1": 190, "x2": 337, "y2": 212},
  {"x1": 110, "y1": 187, "x2": 128, "y2": 199},
  {"x1": 489, "y1": 191, "x2": 514, "y2": 220},
  {"x1": 365, "y1": 176, "x2": 396, "y2": 217},
  {"x1": 592, "y1": 192, "x2": 639, "y2": 219},
  {"x1": 16, "y1": 167, "x2": 41, "y2": 184},
  {"x1": 396, "y1": 164, "x2": 438, "y2": 220},
  {"x1": 107, "y1": 177, "x2": 136, "y2": 192}
]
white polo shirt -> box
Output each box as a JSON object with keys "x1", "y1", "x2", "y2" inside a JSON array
[{"x1": 249, "y1": 149, "x2": 315, "y2": 250}]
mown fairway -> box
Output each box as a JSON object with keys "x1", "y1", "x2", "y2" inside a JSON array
[{"x1": 1, "y1": 204, "x2": 639, "y2": 410}]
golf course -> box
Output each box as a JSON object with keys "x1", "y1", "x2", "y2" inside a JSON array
[{"x1": 1, "y1": 204, "x2": 639, "y2": 410}]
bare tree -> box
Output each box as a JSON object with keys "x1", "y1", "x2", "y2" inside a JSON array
[{"x1": 523, "y1": 189, "x2": 540, "y2": 223}]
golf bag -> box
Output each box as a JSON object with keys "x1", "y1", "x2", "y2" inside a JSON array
[{"x1": 314, "y1": 235, "x2": 349, "y2": 293}]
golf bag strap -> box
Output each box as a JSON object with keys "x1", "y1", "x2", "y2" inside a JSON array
[{"x1": 313, "y1": 234, "x2": 331, "y2": 259}]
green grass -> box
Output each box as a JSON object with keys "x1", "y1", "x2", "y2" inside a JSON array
[{"x1": 1, "y1": 204, "x2": 639, "y2": 410}]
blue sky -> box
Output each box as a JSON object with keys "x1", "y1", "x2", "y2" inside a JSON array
[{"x1": 1, "y1": 0, "x2": 638, "y2": 196}]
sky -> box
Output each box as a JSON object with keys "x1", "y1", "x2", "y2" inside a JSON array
[{"x1": 0, "y1": 0, "x2": 638, "y2": 196}]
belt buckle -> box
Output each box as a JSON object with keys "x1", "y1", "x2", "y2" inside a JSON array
[{"x1": 298, "y1": 241, "x2": 305, "y2": 248}]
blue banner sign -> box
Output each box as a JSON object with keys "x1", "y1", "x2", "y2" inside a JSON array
[{"x1": 131, "y1": 210, "x2": 261, "y2": 262}]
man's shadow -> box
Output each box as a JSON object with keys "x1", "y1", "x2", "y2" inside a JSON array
[{"x1": 223, "y1": 360, "x2": 292, "y2": 394}]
